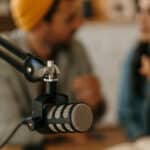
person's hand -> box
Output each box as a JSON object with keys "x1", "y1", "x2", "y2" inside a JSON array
[
  {"x1": 72, "y1": 75, "x2": 102, "y2": 109},
  {"x1": 140, "y1": 55, "x2": 150, "y2": 80}
]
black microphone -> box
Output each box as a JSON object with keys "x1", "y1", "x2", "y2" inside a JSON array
[
  {"x1": 29, "y1": 100, "x2": 93, "y2": 134},
  {"x1": 47, "y1": 103, "x2": 93, "y2": 133}
]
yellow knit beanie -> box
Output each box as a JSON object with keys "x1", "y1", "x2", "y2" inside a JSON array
[{"x1": 10, "y1": 0, "x2": 54, "y2": 31}]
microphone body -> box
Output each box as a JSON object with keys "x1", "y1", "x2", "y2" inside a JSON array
[
  {"x1": 30, "y1": 94, "x2": 93, "y2": 134},
  {"x1": 47, "y1": 103, "x2": 93, "y2": 133}
]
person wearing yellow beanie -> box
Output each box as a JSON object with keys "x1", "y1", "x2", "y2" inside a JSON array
[
  {"x1": 10, "y1": 0, "x2": 85, "y2": 59},
  {"x1": 0, "y1": 0, "x2": 106, "y2": 148}
]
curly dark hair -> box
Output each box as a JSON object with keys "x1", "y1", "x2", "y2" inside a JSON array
[{"x1": 131, "y1": 42, "x2": 150, "y2": 96}]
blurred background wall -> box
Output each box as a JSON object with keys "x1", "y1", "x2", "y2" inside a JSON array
[{"x1": 76, "y1": 24, "x2": 138, "y2": 126}]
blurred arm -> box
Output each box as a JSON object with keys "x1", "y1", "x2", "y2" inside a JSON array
[{"x1": 118, "y1": 51, "x2": 145, "y2": 140}]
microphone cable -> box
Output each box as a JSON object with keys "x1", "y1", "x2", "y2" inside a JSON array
[{"x1": 0, "y1": 119, "x2": 27, "y2": 149}]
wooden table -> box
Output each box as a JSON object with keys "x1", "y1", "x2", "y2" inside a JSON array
[
  {"x1": 46, "y1": 127, "x2": 127, "y2": 150},
  {"x1": 1, "y1": 127, "x2": 127, "y2": 150}
]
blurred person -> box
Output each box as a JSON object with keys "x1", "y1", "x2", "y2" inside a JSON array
[
  {"x1": 0, "y1": 0, "x2": 106, "y2": 148},
  {"x1": 118, "y1": 0, "x2": 150, "y2": 140}
]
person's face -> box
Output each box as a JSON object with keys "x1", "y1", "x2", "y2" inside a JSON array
[
  {"x1": 140, "y1": 55, "x2": 150, "y2": 79},
  {"x1": 45, "y1": 0, "x2": 84, "y2": 45},
  {"x1": 137, "y1": 0, "x2": 150, "y2": 42}
]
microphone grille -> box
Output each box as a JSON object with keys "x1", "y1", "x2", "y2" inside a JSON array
[
  {"x1": 47, "y1": 104, "x2": 93, "y2": 133},
  {"x1": 71, "y1": 104, "x2": 93, "y2": 132}
]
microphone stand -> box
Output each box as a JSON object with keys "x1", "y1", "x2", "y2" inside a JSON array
[{"x1": 0, "y1": 35, "x2": 46, "y2": 82}]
